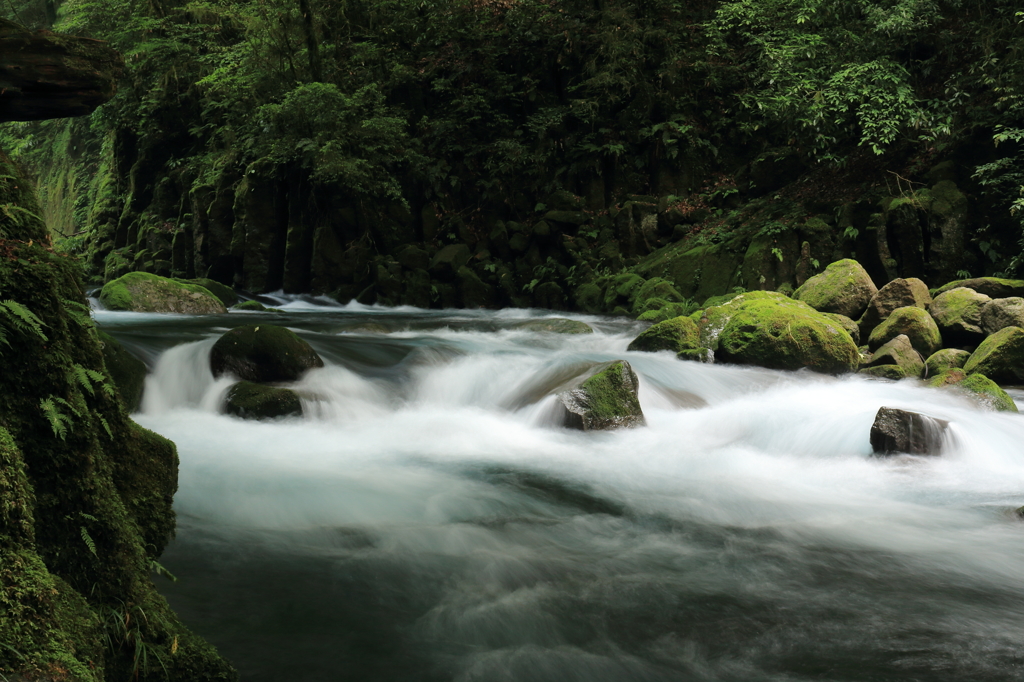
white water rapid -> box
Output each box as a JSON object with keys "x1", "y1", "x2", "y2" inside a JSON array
[{"x1": 98, "y1": 303, "x2": 1024, "y2": 682}]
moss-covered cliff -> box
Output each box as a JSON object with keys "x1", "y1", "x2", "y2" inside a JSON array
[{"x1": 0, "y1": 150, "x2": 235, "y2": 680}]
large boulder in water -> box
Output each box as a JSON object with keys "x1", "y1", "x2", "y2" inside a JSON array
[
  {"x1": 928, "y1": 370, "x2": 1018, "y2": 413},
  {"x1": 702, "y1": 291, "x2": 859, "y2": 374},
  {"x1": 793, "y1": 258, "x2": 877, "y2": 320},
  {"x1": 929, "y1": 286, "x2": 991, "y2": 346},
  {"x1": 210, "y1": 324, "x2": 323, "y2": 382},
  {"x1": 98, "y1": 330, "x2": 146, "y2": 411},
  {"x1": 980, "y1": 297, "x2": 1024, "y2": 336},
  {"x1": 100, "y1": 272, "x2": 227, "y2": 314},
  {"x1": 627, "y1": 316, "x2": 700, "y2": 353},
  {"x1": 224, "y1": 381, "x2": 303, "y2": 420},
  {"x1": 963, "y1": 326, "x2": 1024, "y2": 385},
  {"x1": 870, "y1": 407, "x2": 948, "y2": 456},
  {"x1": 558, "y1": 361, "x2": 646, "y2": 431},
  {"x1": 867, "y1": 306, "x2": 941, "y2": 356},
  {"x1": 857, "y1": 277, "x2": 931, "y2": 338}
]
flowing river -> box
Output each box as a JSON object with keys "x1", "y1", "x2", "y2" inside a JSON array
[{"x1": 96, "y1": 298, "x2": 1024, "y2": 682}]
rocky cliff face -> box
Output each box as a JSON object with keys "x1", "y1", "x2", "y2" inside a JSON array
[{"x1": 0, "y1": 20, "x2": 235, "y2": 682}]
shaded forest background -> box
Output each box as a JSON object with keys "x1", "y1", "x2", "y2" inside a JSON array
[{"x1": 3, "y1": 0, "x2": 1024, "y2": 312}]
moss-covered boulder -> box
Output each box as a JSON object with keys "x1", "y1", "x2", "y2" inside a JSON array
[
  {"x1": 933, "y1": 277, "x2": 1024, "y2": 299},
  {"x1": 929, "y1": 286, "x2": 991, "y2": 346},
  {"x1": 511, "y1": 318, "x2": 594, "y2": 334},
  {"x1": 627, "y1": 316, "x2": 700, "y2": 353},
  {"x1": 862, "y1": 334, "x2": 924, "y2": 379},
  {"x1": 980, "y1": 297, "x2": 1024, "y2": 336},
  {"x1": 637, "y1": 300, "x2": 693, "y2": 323},
  {"x1": 178, "y1": 277, "x2": 237, "y2": 307},
  {"x1": 100, "y1": 272, "x2": 227, "y2": 314},
  {"x1": 963, "y1": 326, "x2": 1024, "y2": 385},
  {"x1": 97, "y1": 330, "x2": 146, "y2": 411},
  {"x1": 822, "y1": 312, "x2": 860, "y2": 345},
  {"x1": 558, "y1": 361, "x2": 646, "y2": 431},
  {"x1": 928, "y1": 370, "x2": 1018, "y2": 412},
  {"x1": 867, "y1": 306, "x2": 942, "y2": 356},
  {"x1": 701, "y1": 291, "x2": 859, "y2": 374},
  {"x1": 924, "y1": 348, "x2": 970, "y2": 376},
  {"x1": 857, "y1": 277, "x2": 932, "y2": 337},
  {"x1": 224, "y1": 381, "x2": 303, "y2": 420},
  {"x1": 231, "y1": 299, "x2": 284, "y2": 312},
  {"x1": 210, "y1": 324, "x2": 324, "y2": 382},
  {"x1": 631, "y1": 277, "x2": 685, "y2": 315},
  {"x1": 793, "y1": 258, "x2": 877, "y2": 319}
]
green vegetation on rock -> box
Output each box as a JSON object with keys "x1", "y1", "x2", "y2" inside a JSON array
[
  {"x1": 929, "y1": 287, "x2": 991, "y2": 346},
  {"x1": 924, "y1": 348, "x2": 971, "y2": 376},
  {"x1": 510, "y1": 318, "x2": 594, "y2": 334},
  {"x1": 558, "y1": 361, "x2": 646, "y2": 431},
  {"x1": 963, "y1": 326, "x2": 1024, "y2": 385},
  {"x1": 97, "y1": 330, "x2": 146, "y2": 411},
  {"x1": 627, "y1": 316, "x2": 700, "y2": 354},
  {"x1": 794, "y1": 259, "x2": 877, "y2": 320},
  {"x1": 862, "y1": 334, "x2": 924, "y2": 379},
  {"x1": 868, "y1": 306, "x2": 942, "y2": 356},
  {"x1": 928, "y1": 370, "x2": 1018, "y2": 413},
  {"x1": 100, "y1": 272, "x2": 227, "y2": 314}
]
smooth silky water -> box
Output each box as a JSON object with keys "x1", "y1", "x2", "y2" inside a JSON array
[{"x1": 95, "y1": 298, "x2": 1024, "y2": 682}]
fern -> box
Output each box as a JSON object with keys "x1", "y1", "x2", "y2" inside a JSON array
[
  {"x1": 71, "y1": 364, "x2": 113, "y2": 397},
  {"x1": 62, "y1": 299, "x2": 95, "y2": 329},
  {"x1": 0, "y1": 203, "x2": 43, "y2": 226},
  {"x1": 98, "y1": 415, "x2": 113, "y2": 439},
  {"x1": 150, "y1": 560, "x2": 178, "y2": 582},
  {"x1": 0, "y1": 300, "x2": 48, "y2": 347},
  {"x1": 80, "y1": 526, "x2": 97, "y2": 556},
  {"x1": 39, "y1": 396, "x2": 80, "y2": 440}
]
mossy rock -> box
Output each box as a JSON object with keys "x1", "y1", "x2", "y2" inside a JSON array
[
  {"x1": 511, "y1": 318, "x2": 594, "y2": 334},
  {"x1": 863, "y1": 334, "x2": 924, "y2": 378},
  {"x1": 100, "y1": 272, "x2": 227, "y2": 314},
  {"x1": 558, "y1": 361, "x2": 646, "y2": 431},
  {"x1": 701, "y1": 292, "x2": 741, "y2": 308},
  {"x1": 867, "y1": 306, "x2": 942, "y2": 356},
  {"x1": 677, "y1": 348, "x2": 713, "y2": 363},
  {"x1": 933, "y1": 277, "x2": 1024, "y2": 299},
  {"x1": 929, "y1": 286, "x2": 991, "y2": 346},
  {"x1": 178, "y1": 277, "x2": 237, "y2": 307},
  {"x1": 224, "y1": 381, "x2": 303, "y2": 420},
  {"x1": 631, "y1": 277, "x2": 684, "y2": 315},
  {"x1": 637, "y1": 300, "x2": 694, "y2": 323},
  {"x1": 980, "y1": 297, "x2": 1024, "y2": 336},
  {"x1": 822, "y1": 312, "x2": 860, "y2": 345},
  {"x1": 963, "y1": 326, "x2": 1024, "y2": 385},
  {"x1": 574, "y1": 282, "x2": 604, "y2": 314},
  {"x1": 924, "y1": 348, "x2": 970, "y2": 376},
  {"x1": 627, "y1": 316, "x2": 700, "y2": 353},
  {"x1": 603, "y1": 273, "x2": 645, "y2": 309},
  {"x1": 858, "y1": 277, "x2": 932, "y2": 338},
  {"x1": 859, "y1": 364, "x2": 909, "y2": 380},
  {"x1": 210, "y1": 324, "x2": 324, "y2": 382},
  {"x1": 231, "y1": 299, "x2": 284, "y2": 312},
  {"x1": 702, "y1": 291, "x2": 859, "y2": 374},
  {"x1": 97, "y1": 330, "x2": 146, "y2": 411},
  {"x1": 793, "y1": 258, "x2": 877, "y2": 319},
  {"x1": 928, "y1": 369, "x2": 1018, "y2": 412}
]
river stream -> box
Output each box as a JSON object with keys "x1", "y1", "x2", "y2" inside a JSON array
[{"x1": 96, "y1": 298, "x2": 1024, "y2": 682}]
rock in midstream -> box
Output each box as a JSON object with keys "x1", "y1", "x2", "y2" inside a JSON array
[
  {"x1": 870, "y1": 406, "x2": 949, "y2": 456},
  {"x1": 558, "y1": 360, "x2": 646, "y2": 431}
]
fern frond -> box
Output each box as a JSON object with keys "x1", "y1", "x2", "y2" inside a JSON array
[
  {"x1": 62, "y1": 299, "x2": 95, "y2": 328},
  {"x1": 0, "y1": 300, "x2": 47, "y2": 342},
  {"x1": 80, "y1": 526, "x2": 97, "y2": 556},
  {"x1": 98, "y1": 415, "x2": 113, "y2": 438},
  {"x1": 72, "y1": 365, "x2": 95, "y2": 396},
  {"x1": 40, "y1": 397, "x2": 69, "y2": 440}
]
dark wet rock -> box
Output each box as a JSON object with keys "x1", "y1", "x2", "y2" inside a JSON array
[
  {"x1": 224, "y1": 381, "x2": 302, "y2": 420},
  {"x1": 793, "y1": 258, "x2": 877, "y2": 320},
  {"x1": 980, "y1": 297, "x2": 1024, "y2": 336},
  {"x1": 870, "y1": 407, "x2": 949, "y2": 456},
  {"x1": 558, "y1": 361, "x2": 646, "y2": 431},
  {"x1": 210, "y1": 324, "x2": 323, "y2": 382},
  {"x1": 231, "y1": 299, "x2": 284, "y2": 312},
  {"x1": 928, "y1": 370, "x2": 1018, "y2": 413},
  {"x1": 924, "y1": 348, "x2": 970, "y2": 376},
  {"x1": 862, "y1": 334, "x2": 924, "y2": 379},
  {"x1": 627, "y1": 316, "x2": 700, "y2": 353},
  {"x1": 98, "y1": 330, "x2": 146, "y2": 411},
  {"x1": 511, "y1": 318, "x2": 594, "y2": 334},
  {"x1": 868, "y1": 306, "x2": 942, "y2": 356},
  {"x1": 100, "y1": 272, "x2": 227, "y2": 314},
  {"x1": 929, "y1": 286, "x2": 991, "y2": 346},
  {"x1": 179, "y1": 277, "x2": 237, "y2": 307},
  {"x1": 859, "y1": 364, "x2": 908, "y2": 380},
  {"x1": 963, "y1": 326, "x2": 1024, "y2": 385}
]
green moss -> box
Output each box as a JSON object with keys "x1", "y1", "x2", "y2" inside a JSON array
[
  {"x1": 924, "y1": 348, "x2": 970, "y2": 376},
  {"x1": 929, "y1": 369, "x2": 1018, "y2": 412},
  {"x1": 179, "y1": 278, "x2": 238, "y2": 307},
  {"x1": 703, "y1": 291, "x2": 859, "y2": 374},
  {"x1": 963, "y1": 326, "x2": 1024, "y2": 384},
  {"x1": 793, "y1": 258, "x2": 876, "y2": 319},
  {"x1": 637, "y1": 300, "x2": 694, "y2": 323},
  {"x1": 868, "y1": 306, "x2": 941, "y2": 355},
  {"x1": 627, "y1": 316, "x2": 700, "y2": 353},
  {"x1": 100, "y1": 272, "x2": 227, "y2": 314},
  {"x1": 230, "y1": 299, "x2": 284, "y2": 312},
  {"x1": 560, "y1": 361, "x2": 645, "y2": 430},
  {"x1": 511, "y1": 318, "x2": 594, "y2": 334},
  {"x1": 859, "y1": 365, "x2": 907, "y2": 379},
  {"x1": 631, "y1": 277, "x2": 684, "y2": 314},
  {"x1": 210, "y1": 324, "x2": 324, "y2": 382}
]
